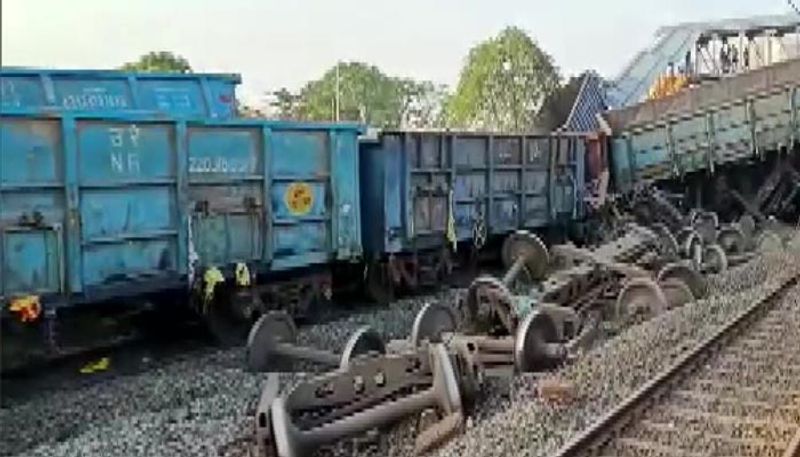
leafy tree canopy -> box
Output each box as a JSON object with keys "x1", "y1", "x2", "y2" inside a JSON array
[
  {"x1": 121, "y1": 51, "x2": 192, "y2": 73},
  {"x1": 448, "y1": 26, "x2": 561, "y2": 132},
  {"x1": 269, "y1": 62, "x2": 447, "y2": 128},
  {"x1": 302, "y1": 62, "x2": 398, "y2": 126}
]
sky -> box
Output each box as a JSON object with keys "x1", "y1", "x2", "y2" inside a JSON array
[{"x1": 1, "y1": 0, "x2": 791, "y2": 106}]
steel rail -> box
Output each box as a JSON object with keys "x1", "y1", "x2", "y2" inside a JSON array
[{"x1": 551, "y1": 271, "x2": 800, "y2": 457}]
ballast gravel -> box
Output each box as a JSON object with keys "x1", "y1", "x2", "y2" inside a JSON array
[
  {"x1": 0, "y1": 291, "x2": 455, "y2": 457},
  {"x1": 2, "y1": 233, "x2": 798, "y2": 457}
]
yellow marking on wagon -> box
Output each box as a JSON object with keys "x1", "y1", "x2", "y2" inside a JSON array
[
  {"x1": 9, "y1": 295, "x2": 41, "y2": 323},
  {"x1": 285, "y1": 182, "x2": 314, "y2": 216},
  {"x1": 79, "y1": 357, "x2": 110, "y2": 374}
]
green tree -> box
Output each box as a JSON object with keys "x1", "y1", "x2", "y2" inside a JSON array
[
  {"x1": 395, "y1": 79, "x2": 450, "y2": 128},
  {"x1": 237, "y1": 104, "x2": 266, "y2": 118},
  {"x1": 268, "y1": 87, "x2": 304, "y2": 120},
  {"x1": 448, "y1": 27, "x2": 561, "y2": 131},
  {"x1": 299, "y1": 62, "x2": 401, "y2": 126},
  {"x1": 272, "y1": 62, "x2": 447, "y2": 128},
  {"x1": 534, "y1": 72, "x2": 590, "y2": 132},
  {"x1": 121, "y1": 51, "x2": 192, "y2": 73}
]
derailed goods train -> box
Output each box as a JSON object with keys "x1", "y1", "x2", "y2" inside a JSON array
[
  {"x1": 0, "y1": 68, "x2": 603, "y2": 362},
  {"x1": 609, "y1": 58, "x2": 800, "y2": 225},
  {"x1": 244, "y1": 57, "x2": 800, "y2": 457},
  {"x1": 1, "y1": 59, "x2": 798, "y2": 366}
]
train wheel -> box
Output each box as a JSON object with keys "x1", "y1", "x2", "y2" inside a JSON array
[
  {"x1": 460, "y1": 276, "x2": 515, "y2": 334},
  {"x1": 755, "y1": 230, "x2": 784, "y2": 253},
  {"x1": 365, "y1": 262, "x2": 395, "y2": 305},
  {"x1": 410, "y1": 303, "x2": 458, "y2": 347},
  {"x1": 614, "y1": 277, "x2": 668, "y2": 326},
  {"x1": 678, "y1": 227, "x2": 703, "y2": 269},
  {"x1": 693, "y1": 212, "x2": 719, "y2": 245},
  {"x1": 435, "y1": 247, "x2": 454, "y2": 282},
  {"x1": 404, "y1": 256, "x2": 422, "y2": 294},
  {"x1": 501, "y1": 231, "x2": 549, "y2": 292},
  {"x1": 656, "y1": 262, "x2": 707, "y2": 299},
  {"x1": 738, "y1": 215, "x2": 756, "y2": 240},
  {"x1": 650, "y1": 223, "x2": 680, "y2": 261},
  {"x1": 514, "y1": 309, "x2": 562, "y2": 372},
  {"x1": 702, "y1": 244, "x2": 728, "y2": 274},
  {"x1": 717, "y1": 225, "x2": 747, "y2": 255},
  {"x1": 658, "y1": 278, "x2": 695, "y2": 309},
  {"x1": 204, "y1": 290, "x2": 264, "y2": 347}
]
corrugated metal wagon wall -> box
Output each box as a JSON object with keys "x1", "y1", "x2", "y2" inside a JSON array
[
  {"x1": 360, "y1": 130, "x2": 587, "y2": 257},
  {"x1": 0, "y1": 68, "x2": 241, "y2": 118},
  {"x1": 0, "y1": 113, "x2": 362, "y2": 307},
  {"x1": 0, "y1": 117, "x2": 184, "y2": 302},
  {"x1": 607, "y1": 58, "x2": 800, "y2": 192}
]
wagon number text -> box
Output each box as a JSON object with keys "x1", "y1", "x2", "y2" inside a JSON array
[
  {"x1": 63, "y1": 92, "x2": 129, "y2": 110},
  {"x1": 189, "y1": 156, "x2": 251, "y2": 174}
]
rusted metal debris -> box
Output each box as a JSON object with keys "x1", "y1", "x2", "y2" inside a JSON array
[
  {"x1": 537, "y1": 378, "x2": 577, "y2": 405},
  {"x1": 414, "y1": 411, "x2": 465, "y2": 455}
]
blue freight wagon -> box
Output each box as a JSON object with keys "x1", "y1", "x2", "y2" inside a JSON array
[
  {"x1": 0, "y1": 67, "x2": 241, "y2": 119},
  {"x1": 0, "y1": 110, "x2": 362, "y2": 343},
  {"x1": 359, "y1": 130, "x2": 587, "y2": 301}
]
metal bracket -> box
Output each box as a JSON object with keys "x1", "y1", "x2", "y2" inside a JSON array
[
  {"x1": 704, "y1": 111, "x2": 717, "y2": 174},
  {"x1": 625, "y1": 135, "x2": 637, "y2": 186},
  {"x1": 665, "y1": 122, "x2": 681, "y2": 178},
  {"x1": 789, "y1": 86, "x2": 797, "y2": 148}
]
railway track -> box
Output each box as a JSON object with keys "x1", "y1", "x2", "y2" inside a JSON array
[
  {"x1": 552, "y1": 270, "x2": 800, "y2": 457},
  {"x1": 0, "y1": 275, "x2": 472, "y2": 377}
]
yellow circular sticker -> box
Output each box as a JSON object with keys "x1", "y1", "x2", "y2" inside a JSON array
[{"x1": 284, "y1": 182, "x2": 314, "y2": 215}]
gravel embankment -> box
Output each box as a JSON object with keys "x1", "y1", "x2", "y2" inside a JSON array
[
  {"x1": 426, "y1": 238, "x2": 800, "y2": 457},
  {"x1": 2, "y1": 233, "x2": 797, "y2": 457},
  {"x1": 327, "y1": 234, "x2": 800, "y2": 457},
  {"x1": 0, "y1": 290, "x2": 457, "y2": 457}
]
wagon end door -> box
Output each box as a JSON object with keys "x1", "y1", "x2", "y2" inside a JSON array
[
  {"x1": 187, "y1": 126, "x2": 264, "y2": 272},
  {"x1": 406, "y1": 133, "x2": 452, "y2": 250},
  {"x1": 521, "y1": 136, "x2": 551, "y2": 228},
  {"x1": 75, "y1": 120, "x2": 180, "y2": 291},
  {"x1": 269, "y1": 128, "x2": 361, "y2": 271},
  {"x1": 1, "y1": 117, "x2": 65, "y2": 299},
  {"x1": 549, "y1": 135, "x2": 585, "y2": 223},
  {"x1": 490, "y1": 136, "x2": 526, "y2": 233},
  {"x1": 452, "y1": 135, "x2": 488, "y2": 244}
]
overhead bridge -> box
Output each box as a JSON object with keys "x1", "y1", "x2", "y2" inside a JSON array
[{"x1": 607, "y1": 14, "x2": 800, "y2": 109}]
